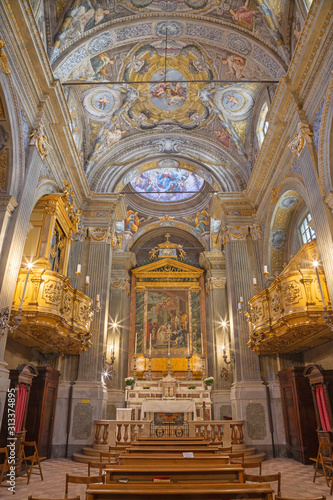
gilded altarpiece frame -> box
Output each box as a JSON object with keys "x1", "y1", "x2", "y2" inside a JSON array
[{"x1": 128, "y1": 258, "x2": 206, "y2": 378}]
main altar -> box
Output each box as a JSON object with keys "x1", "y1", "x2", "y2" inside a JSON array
[{"x1": 126, "y1": 235, "x2": 211, "y2": 424}]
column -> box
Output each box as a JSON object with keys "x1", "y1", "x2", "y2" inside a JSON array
[
  {"x1": 223, "y1": 220, "x2": 273, "y2": 455},
  {"x1": 199, "y1": 251, "x2": 231, "y2": 420},
  {"x1": 68, "y1": 227, "x2": 112, "y2": 454},
  {"x1": 0, "y1": 145, "x2": 42, "y2": 427},
  {"x1": 106, "y1": 252, "x2": 136, "y2": 419}
]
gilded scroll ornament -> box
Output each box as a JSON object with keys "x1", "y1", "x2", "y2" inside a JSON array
[
  {"x1": 29, "y1": 125, "x2": 52, "y2": 158},
  {"x1": 288, "y1": 122, "x2": 313, "y2": 157},
  {"x1": 111, "y1": 278, "x2": 130, "y2": 295},
  {"x1": 0, "y1": 39, "x2": 10, "y2": 75}
]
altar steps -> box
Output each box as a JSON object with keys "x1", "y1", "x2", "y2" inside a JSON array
[{"x1": 72, "y1": 446, "x2": 265, "y2": 464}]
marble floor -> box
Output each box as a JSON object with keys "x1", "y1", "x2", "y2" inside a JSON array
[{"x1": 0, "y1": 457, "x2": 330, "y2": 499}]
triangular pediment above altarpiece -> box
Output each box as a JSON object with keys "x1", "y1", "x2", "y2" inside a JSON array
[{"x1": 132, "y1": 258, "x2": 204, "y2": 279}]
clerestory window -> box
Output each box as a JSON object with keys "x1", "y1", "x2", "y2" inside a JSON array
[{"x1": 300, "y1": 213, "x2": 316, "y2": 244}]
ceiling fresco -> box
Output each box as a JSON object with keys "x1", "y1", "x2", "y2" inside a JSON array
[
  {"x1": 130, "y1": 162, "x2": 205, "y2": 202},
  {"x1": 41, "y1": 0, "x2": 290, "y2": 239}
]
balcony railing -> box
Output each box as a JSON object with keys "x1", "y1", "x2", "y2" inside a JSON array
[
  {"x1": 247, "y1": 241, "x2": 332, "y2": 355},
  {"x1": 11, "y1": 268, "x2": 93, "y2": 355}
]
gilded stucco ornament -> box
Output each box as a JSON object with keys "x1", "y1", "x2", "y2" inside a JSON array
[
  {"x1": 0, "y1": 39, "x2": 10, "y2": 75},
  {"x1": 288, "y1": 122, "x2": 313, "y2": 157},
  {"x1": 29, "y1": 125, "x2": 52, "y2": 158}
]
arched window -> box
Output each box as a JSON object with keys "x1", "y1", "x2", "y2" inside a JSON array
[
  {"x1": 256, "y1": 102, "x2": 269, "y2": 148},
  {"x1": 304, "y1": 0, "x2": 313, "y2": 12},
  {"x1": 300, "y1": 213, "x2": 316, "y2": 244}
]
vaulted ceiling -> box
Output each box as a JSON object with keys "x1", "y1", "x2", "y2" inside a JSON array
[{"x1": 35, "y1": 0, "x2": 299, "y2": 213}]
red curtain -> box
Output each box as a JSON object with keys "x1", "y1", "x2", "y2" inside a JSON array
[
  {"x1": 316, "y1": 384, "x2": 331, "y2": 431},
  {"x1": 14, "y1": 384, "x2": 28, "y2": 432}
]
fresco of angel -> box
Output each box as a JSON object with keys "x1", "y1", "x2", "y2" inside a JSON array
[
  {"x1": 221, "y1": 54, "x2": 246, "y2": 80},
  {"x1": 230, "y1": 0, "x2": 256, "y2": 31}
]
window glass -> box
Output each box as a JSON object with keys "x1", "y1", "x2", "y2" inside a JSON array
[{"x1": 300, "y1": 213, "x2": 316, "y2": 244}]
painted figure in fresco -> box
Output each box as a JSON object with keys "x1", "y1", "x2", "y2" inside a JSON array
[
  {"x1": 229, "y1": 0, "x2": 256, "y2": 31},
  {"x1": 146, "y1": 318, "x2": 153, "y2": 346},
  {"x1": 105, "y1": 128, "x2": 126, "y2": 148},
  {"x1": 181, "y1": 312, "x2": 188, "y2": 331},
  {"x1": 215, "y1": 128, "x2": 230, "y2": 148},
  {"x1": 226, "y1": 94, "x2": 241, "y2": 107},
  {"x1": 125, "y1": 210, "x2": 144, "y2": 234},
  {"x1": 96, "y1": 95, "x2": 112, "y2": 110},
  {"x1": 90, "y1": 52, "x2": 115, "y2": 80},
  {"x1": 129, "y1": 0, "x2": 208, "y2": 9},
  {"x1": 85, "y1": 6, "x2": 110, "y2": 31},
  {"x1": 65, "y1": 6, "x2": 94, "y2": 41},
  {"x1": 221, "y1": 54, "x2": 246, "y2": 80},
  {"x1": 195, "y1": 210, "x2": 210, "y2": 233}
]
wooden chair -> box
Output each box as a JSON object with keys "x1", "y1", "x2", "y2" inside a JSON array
[
  {"x1": 0, "y1": 447, "x2": 9, "y2": 486},
  {"x1": 65, "y1": 474, "x2": 104, "y2": 497},
  {"x1": 99, "y1": 451, "x2": 118, "y2": 463},
  {"x1": 245, "y1": 471, "x2": 281, "y2": 497},
  {"x1": 228, "y1": 451, "x2": 245, "y2": 463},
  {"x1": 21, "y1": 441, "x2": 45, "y2": 484},
  {"x1": 87, "y1": 461, "x2": 107, "y2": 476},
  {"x1": 276, "y1": 497, "x2": 325, "y2": 500},
  {"x1": 323, "y1": 465, "x2": 333, "y2": 495},
  {"x1": 310, "y1": 442, "x2": 333, "y2": 486},
  {"x1": 233, "y1": 460, "x2": 262, "y2": 474}
]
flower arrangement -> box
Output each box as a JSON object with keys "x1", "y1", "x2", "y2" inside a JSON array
[
  {"x1": 203, "y1": 376, "x2": 214, "y2": 386},
  {"x1": 143, "y1": 386, "x2": 150, "y2": 389},
  {"x1": 188, "y1": 385, "x2": 196, "y2": 389},
  {"x1": 124, "y1": 377, "x2": 135, "y2": 386}
]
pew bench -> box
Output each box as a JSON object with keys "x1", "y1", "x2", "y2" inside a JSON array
[
  {"x1": 86, "y1": 482, "x2": 274, "y2": 500},
  {"x1": 124, "y1": 445, "x2": 221, "y2": 454},
  {"x1": 117, "y1": 454, "x2": 229, "y2": 466},
  {"x1": 105, "y1": 464, "x2": 245, "y2": 484}
]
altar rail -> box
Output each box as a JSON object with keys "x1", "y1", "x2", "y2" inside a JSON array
[{"x1": 94, "y1": 420, "x2": 245, "y2": 448}]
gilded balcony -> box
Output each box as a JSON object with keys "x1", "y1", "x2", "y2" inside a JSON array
[
  {"x1": 247, "y1": 241, "x2": 333, "y2": 355},
  {"x1": 10, "y1": 268, "x2": 93, "y2": 355}
]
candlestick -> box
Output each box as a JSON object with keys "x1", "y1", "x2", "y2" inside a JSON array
[
  {"x1": 149, "y1": 332, "x2": 152, "y2": 357},
  {"x1": 18, "y1": 264, "x2": 33, "y2": 315},
  {"x1": 315, "y1": 265, "x2": 326, "y2": 308},
  {"x1": 76, "y1": 264, "x2": 81, "y2": 275},
  {"x1": 134, "y1": 331, "x2": 137, "y2": 354}
]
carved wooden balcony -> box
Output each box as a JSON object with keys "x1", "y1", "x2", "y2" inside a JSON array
[
  {"x1": 10, "y1": 268, "x2": 93, "y2": 355},
  {"x1": 247, "y1": 241, "x2": 333, "y2": 355}
]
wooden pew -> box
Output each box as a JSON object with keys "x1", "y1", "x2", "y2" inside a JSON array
[
  {"x1": 124, "y1": 446, "x2": 221, "y2": 454},
  {"x1": 86, "y1": 482, "x2": 274, "y2": 500},
  {"x1": 105, "y1": 464, "x2": 244, "y2": 484},
  {"x1": 117, "y1": 453, "x2": 229, "y2": 466}
]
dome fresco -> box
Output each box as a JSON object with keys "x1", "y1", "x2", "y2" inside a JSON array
[{"x1": 130, "y1": 167, "x2": 205, "y2": 202}]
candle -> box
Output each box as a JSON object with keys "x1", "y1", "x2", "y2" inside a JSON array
[
  {"x1": 18, "y1": 264, "x2": 32, "y2": 315},
  {"x1": 187, "y1": 332, "x2": 190, "y2": 355},
  {"x1": 96, "y1": 294, "x2": 100, "y2": 302},
  {"x1": 263, "y1": 265, "x2": 268, "y2": 274},
  {"x1": 240, "y1": 296, "x2": 244, "y2": 303},
  {"x1": 253, "y1": 278, "x2": 257, "y2": 285},
  {"x1": 85, "y1": 276, "x2": 90, "y2": 285},
  {"x1": 76, "y1": 264, "x2": 81, "y2": 274},
  {"x1": 168, "y1": 336, "x2": 170, "y2": 357},
  {"x1": 315, "y1": 266, "x2": 326, "y2": 308},
  {"x1": 201, "y1": 331, "x2": 204, "y2": 355},
  {"x1": 134, "y1": 331, "x2": 137, "y2": 354},
  {"x1": 238, "y1": 302, "x2": 242, "y2": 311}
]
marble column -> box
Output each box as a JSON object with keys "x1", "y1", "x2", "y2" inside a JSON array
[
  {"x1": 0, "y1": 145, "x2": 42, "y2": 427},
  {"x1": 199, "y1": 251, "x2": 231, "y2": 420},
  {"x1": 106, "y1": 252, "x2": 136, "y2": 419},
  {"x1": 68, "y1": 227, "x2": 113, "y2": 454},
  {"x1": 223, "y1": 220, "x2": 274, "y2": 455}
]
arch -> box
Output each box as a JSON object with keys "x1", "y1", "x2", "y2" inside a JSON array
[
  {"x1": 263, "y1": 178, "x2": 312, "y2": 276},
  {"x1": 319, "y1": 74, "x2": 333, "y2": 196}
]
